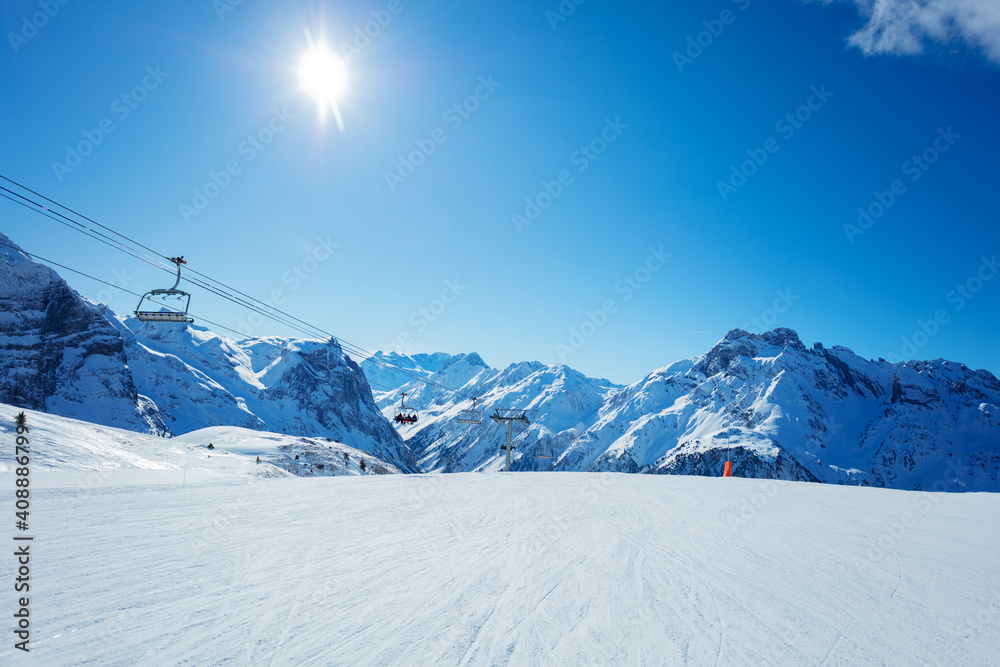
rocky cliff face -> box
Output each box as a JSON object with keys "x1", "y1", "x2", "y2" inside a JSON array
[
  {"x1": 0, "y1": 234, "x2": 165, "y2": 432},
  {"x1": 118, "y1": 322, "x2": 411, "y2": 470},
  {"x1": 0, "y1": 233, "x2": 409, "y2": 470}
]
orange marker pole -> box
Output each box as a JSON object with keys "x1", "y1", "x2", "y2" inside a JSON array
[{"x1": 723, "y1": 460, "x2": 732, "y2": 477}]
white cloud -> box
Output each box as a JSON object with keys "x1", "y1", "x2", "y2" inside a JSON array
[{"x1": 822, "y1": 0, "x2": 1000, "y2": 63}]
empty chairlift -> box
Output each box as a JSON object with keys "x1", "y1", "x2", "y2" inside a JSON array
[
  {"x1": 537, "y1": 440, "x2": 554, "y2": 459},
  {"x1": 456, "y1": 397, "x2": 483, "y2": 424},
  {"x1": 135, "y1": 257, "x2": 194, "y2": 323}
]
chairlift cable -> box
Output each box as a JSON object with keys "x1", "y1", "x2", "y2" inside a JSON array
[
  {"x1": 0, "y1": 178, "x2": 454, "y2": 393},
  {"x1": 0, "y1": 190, "x2": 176, "y2": 274},
  {"x1": 0, "y1": 186, "x2": 345, "y2": 339},
  {"x1": 0, "y1": 180, "x2": 331, "y2": 336},
  {"x1": 0, "y1": 174, "x2": 170, "y2": 261},
  {"x1": 0, "y1": 241, "x2": 250, "y2": 339},
  {"x1": 0, "y1": 183, "x2": 180, "y2": 281}
]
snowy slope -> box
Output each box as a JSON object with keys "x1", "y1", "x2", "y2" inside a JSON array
[
  {"x1": 172, "y1": 426, "x2": 401, "y2": 477},
  {"x1": 367, "y1": 331, "x2": 1000, "y2": 491},
  {"x1": 0, "y1": 402, "x2": 400, "y2": 483},
  {"x1": 2, "y1": 470, "x2": 998, "y2": 665}
]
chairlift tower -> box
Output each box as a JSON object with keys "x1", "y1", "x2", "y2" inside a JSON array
[
  {"x1": 490, "y1": 408, "x2": 530, "y2": 472},
  {"x1": 723, "y1": 415, "x2": 734, "y2": 477}
]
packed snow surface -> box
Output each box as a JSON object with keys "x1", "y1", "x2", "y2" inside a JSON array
[{"x1": 2, "y1": 470, "x2": 998, "y2": 663}]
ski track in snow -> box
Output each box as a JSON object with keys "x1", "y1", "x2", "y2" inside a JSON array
[{"x1": 1, "y1": 473, "x2": 998, "y2": 665}]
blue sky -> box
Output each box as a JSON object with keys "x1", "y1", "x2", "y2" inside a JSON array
[{"x1": 2, "y1": 0, "x2": 999, "y2": 385}]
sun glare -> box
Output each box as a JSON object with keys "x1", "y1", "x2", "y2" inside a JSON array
[
  {"x1": 300, "y1": 47, "x2": 347, "y2": 101},
  {"x1": 299, "y1": 42, "x2": 347, "y2": 130}
]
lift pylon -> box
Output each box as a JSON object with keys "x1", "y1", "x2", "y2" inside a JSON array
[{"x1": 490, "y1": 408, "x2": 530, "y2": 472}]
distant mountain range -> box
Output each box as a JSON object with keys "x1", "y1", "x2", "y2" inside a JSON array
[
  {"x1": 363, "y1": 332, "x2": 1000, "y2": 492},
  {"x1": 3, "y1": 230, "x2": 998, "y2": 490}
]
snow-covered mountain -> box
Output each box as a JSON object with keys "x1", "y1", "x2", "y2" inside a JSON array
[
  {"x1": 365, "y1": 330, "x2": 1000, "y2": 491},
  {"x1": 0, "y1": 233, "x2": 167, "y2": 433},
  {"x1": 362, "y1": 351, "x2": 621, "y2": 473},
  {"x1": 0, "y1": 233, "x2": 410, "y2": 470},
  {"x1": 4, "y1": 229, "x2": 997, "y2": 490},
  {"x1": 569, "y1": 328, "x2": 999, "y2": 491}
]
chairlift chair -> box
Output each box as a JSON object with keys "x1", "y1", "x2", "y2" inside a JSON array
[
  {"x1": 537, "y1": 441, "x2": 554, "y2": 459},
  {"x1": 135, "y1": 256, "x2": 194, "y2": 323},
  {"x1": 456, "y1": 397, "x2": 483, "y2": 424},
  {"x1": 393, "y1": 392, "x2": 418, "y2": 424}
]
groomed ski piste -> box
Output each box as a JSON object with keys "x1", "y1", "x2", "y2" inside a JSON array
[{"x1": 2, "y1": 405, "x2": 999, "y2": 665}]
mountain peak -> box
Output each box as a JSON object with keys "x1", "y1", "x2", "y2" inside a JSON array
[
  {"x1": 694, "y1": 328, "x2": 807, "y2": 377},
  {"x1": 759, "y1": 327, "x2": 805, "y2": 350}
]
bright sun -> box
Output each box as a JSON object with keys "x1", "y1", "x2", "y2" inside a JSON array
[
  {"x1": 300, "y1": 48, "x2": 347, "y2": 100},
  {"x1": 299, "y1": 44, "x2": 347, "y2": 130}
]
